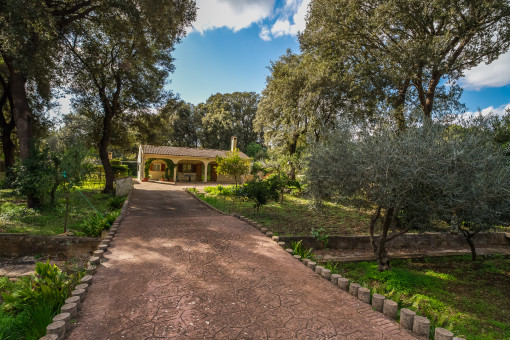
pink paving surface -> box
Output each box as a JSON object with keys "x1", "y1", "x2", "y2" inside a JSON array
[{"x1": 66, "y1": 181, "x2": 416, "y2": 339}]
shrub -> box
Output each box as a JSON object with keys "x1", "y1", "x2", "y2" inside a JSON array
[
  {"x1": 291, "y1": 240, "x2": 314, "y2": 260},
  {"x1": 78, "y1": 210, "x2": 119, "y2": 237},
  {"x1": 108, "y1": 196, "x2": 126, "y2": 210},
  {"x1": 0, "y1": 261, "x2": 83, "y2": 339},
  {"x1": 244, "y1": 180, "x2": 273, "y2": 212}
]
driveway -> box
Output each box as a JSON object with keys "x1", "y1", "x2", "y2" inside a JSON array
[{"x1": 66, "y1": 181, "x2": 415, "y2": 339}]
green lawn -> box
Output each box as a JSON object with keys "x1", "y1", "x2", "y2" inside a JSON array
[
  {"x1": 337, "y1": 255, "x2": 510, "y2": 340},
  {"x1": 0, "y1": 179, "x2": 121, "y2": 236},
  {"x1": 197, "y1": 190, "x2": 373, "y2": 236}
]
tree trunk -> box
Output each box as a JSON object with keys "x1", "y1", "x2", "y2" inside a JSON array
[
  {"x1": 0, "y1": 126, "x2": 15, "y2": 170},
  {"x1": 98, "y1": 111, "x2": 115, "y2": 194},
  {"x1": 5, "y1": 60, "x2": 33, "y2": 161},
  {"x1": 394, "y1": 79, "x2": 410, "y2": 131},
  {"x1": 369, "y1": 207, "x2": 394, "y2": 271},
  {"x1": 460, "y1": 228, "x2": 477, "y2": 261},
  {"x1": 0, "y1": 77, "x2": 16, "y2": 171}
]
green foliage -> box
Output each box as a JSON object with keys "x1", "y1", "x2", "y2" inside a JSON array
[
  {"x1": 323, "y1": 261, "x2": 340, "y2": 274},
  {"x1": 310, "y1": 227, "x2": 329, "y2": 249},
  {"x1": 246, "y1": 142, "x2": 267, "y2": 160},
  {"x1": 110, "y1": 164, "x2": 129, "y2": 178},
  {"x1": 215, "y1": 148, "x2": 251, "y2": 187},
  {"x1": 187, "y1": 188, "x2": 198, "y2": 194},
  {"x1": 290, "y1": 240, "x2": 314, "y2": 260},
  {"x1": 77, "y1": 211, "x2": 119, "y2": 237},
  {"x1": 243, "y1": 180, "x2": 273, "y2": 212},
  {"x1": 108, "y1": 196, "x2": 126, "y2": 210},
  {"x1": 0, "y1": 261, "x2": 83, "y2": 339}
]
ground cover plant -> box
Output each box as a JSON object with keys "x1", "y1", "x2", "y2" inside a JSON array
[
  {"x1": 198, "y1": 185, "x2": 373, "y2": 236},
  {"x1": 0, "y1": 261, "x2": 85, "y2": 339},
  {"x1": 337, "y1": 255, "x2": 510, "y2": 340},
  {"x1": 0, "y1": 178, "x2": 125, "y2": 236}
]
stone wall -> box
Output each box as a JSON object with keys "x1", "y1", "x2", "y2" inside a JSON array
[
  {"x1": 0, "y1": 234, "x2": 102, "y2": 258},
  {"x1": 279, "y1": 232, "x2": 510, "y2": 250},
  {"x1": 115, "y1": 177, "x2": 133, "y2": 197}
]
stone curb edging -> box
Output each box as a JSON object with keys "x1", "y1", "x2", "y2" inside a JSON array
[
  {"x1": 184, "y1": 189, "x2": 466, "y2": 340},
  {"x1": 40, "y1": 189, "x2": 133, "y2": 340}
]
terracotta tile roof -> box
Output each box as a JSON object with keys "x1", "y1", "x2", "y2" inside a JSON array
[{"x1": 141, "y1": 145, "x2": 250, "y2": 159}]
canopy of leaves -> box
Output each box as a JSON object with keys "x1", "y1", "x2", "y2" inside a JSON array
[
  {"x1": 215, "y1": 149, "x2": 251, "y2": 186},
  {"x1": 306, "y1": 117, "x2": 510, "y2": 233}
]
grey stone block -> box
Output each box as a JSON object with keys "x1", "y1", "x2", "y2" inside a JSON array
[
  {"x1": 399, "y1": 308, "x2": 415, "y2": 330},
  {"x1": 98, "y1": 244, "x2": 108, "y2": 251},
  {"x1": 358, "y1": 287, "x2": 371, "y2": 304},
  {"x1": 337, "y1": 278, "x2": 349, "y2": 290},
  {"x1": 89, "y1": 256, "x2": 100, "y2": 265},
  {"x1": 453, "y1": 338, "x2": 466, "y2": 340},
  {"x1": 81, "y1": 275, "x2": 93, "y2": 284},
  {"x1": 383, "y1": 299, "x2": 398, "y2": 319},
  {"x1": 321, "y1": 268, "x2": 332, "y2": 280},
  {"x1": 331, "y1": 274, "x2": 342, "y2": 285},
  {"x1": 86, "y1": 264, "x2": 96, "y2": 275},
  {"x1": 261, "y1": 228, "x2": 268, "y2": 233},
  {"x1": 46, "y1": 321, "x2": 66, "y2": 339},
  {"x1": 53, "y1": 312, "x2": 71, "y2": 332},
  {"x1": 315, "y1": 265, "x2": 324, "y2": 275},
  {"x1": 93, "y1": 250, "x2": 104, "y2": 258},
  {"x1": 272, "y1": 236, "x2": 279, "y2": 242},
  {"x1": 266, "y1": 231, "x2": 273, "y2": 237},
  {"x1": 39, "y1": 334, "x2": 59, "y2": 340},
  {"x1": 71, "y1": 288, "x2": 86, "y2": 300},
  {"x1": 277, "y1": 242, "x2": 286, "y2": 247},
  {"x1": 435, "y1": 328, "x2": 454, "y2": 340},
  {"x1": 285, "y1": 248, "x2": 293, "y2": 254},
  {"x1": 301, "y1": 258, "x2": 310, "y2": 265},
  {"x1": 371, "y1": 293, "x2": 385, "y2": 312},
  {"x1": 349, "y1": 283, "x2": 360, "y2": 297},
  {"x1": 232, "y1": 213, "x2": 240, "y2": 218},
  {"x1": 307, "y1": 261, "x2": 316, "y2": 271},
  {"x1": 293, "y1": 255, "x2": 302, "y2": 260},
  {"x1": 413, "y1": 316, "x2": 431, "y2": 337},
  {"x1": 101, "y1": 240, "x2": 110, "y2": 247},
  {"x1": 65, "y1": 296, "x2": 80, "y2": 308},
  {"x1": 76, "y1": 283, "x2": 89, "y2": 292}
]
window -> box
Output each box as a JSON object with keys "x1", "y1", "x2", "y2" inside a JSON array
[
  {"x1": 153, "y1": 163, "x2": 161, "y2": 171},
  {"x1": 183, "y1": 164, "x2": 192, "y2": 172}
]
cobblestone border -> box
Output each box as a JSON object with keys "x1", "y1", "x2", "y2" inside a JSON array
[
  {"x1": 40, "y1": 190, "x2": 132, "y2": 340},
  {"x1": 187, "y1": 190, "x2": 467, "y2": 340}
]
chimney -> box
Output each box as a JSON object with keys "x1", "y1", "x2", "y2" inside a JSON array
[{"x1": 231, "y1": 136, "x2": 237, "y2": 151}]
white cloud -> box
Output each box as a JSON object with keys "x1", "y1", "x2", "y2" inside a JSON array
[
  {"x1": 192, "y1": 0, "x2": 275, "y2": 33},
  {"x1": 460, "y1": 102, "x2": 510, "y2": 121},
  {"x1": 267, "y1": 0, "x2": 310, "y2": 39},
  {"x1": 461, "y1": 51, "x2": 510, "y2": 90},
  {"x1": 259, "y1": 26, "x2": 271, "y2": 41}
]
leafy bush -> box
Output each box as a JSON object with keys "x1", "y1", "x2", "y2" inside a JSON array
[
  {"x1": 0, "y1": 261, "x2": 83, "y2": 339},
  {"x1": 291, "y1": 240, "x2": 314, "y2": 260},
  {"x1": 311, "y1": 227, "x2": 329, "y2": 249},
  {"x1": 78, "y1": 210, "x2": 119, "y2": 237},
  {"x1": 108, "y1": 196, "x2": 126, "y2": 210},
  {"x1": 111, "y1": 164, "x2": 129, "y2": 178},
  {"x1": 244, "y1": 180, "x2": 273, "y2": 212}
]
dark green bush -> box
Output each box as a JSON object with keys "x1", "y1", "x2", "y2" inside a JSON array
[
  {"x1": 78, "y1": 210, "x2": 119, "y2": 237},
  {"x1": 244, "y1": 180, "x2": 272, "y2": 212},
  {"x1": 0, "y1": 261, "x2": 83, "y2": 339},
  {"x1": 108, "y1": 196, "x2": 126, "y2": 210}
]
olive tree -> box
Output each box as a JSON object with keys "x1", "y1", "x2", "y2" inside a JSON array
[{"x1": 307, "y1": 117, "x2": 510, "y2": 270}]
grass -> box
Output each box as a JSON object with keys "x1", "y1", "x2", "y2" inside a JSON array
[
  {"x1": 0, "y1": 178, "x2": 122, "y2": 236},
  {"x1": 337, "y1": 255, "x2": 510, "y2": 340},
  {"x1": 197, "y1": 187, "x2": 374, "y2": 236}
]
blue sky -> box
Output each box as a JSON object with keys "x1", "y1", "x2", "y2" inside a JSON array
[{"x1": 169, "y1": 0, "x2": 510, "y2": 115}]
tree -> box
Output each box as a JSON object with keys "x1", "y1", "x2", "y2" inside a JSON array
[
  {"x1": 307, "y1": 118, "x2": 510, "y2": 270},
  {"x1": 64, "y1": 0, "x2": 196, "y2": 193},
  {"x1": 300, "y1": 0, "x2": 510, "y2": 125},
  {"x1": 215, "y1": 149, "x2": 251, "y2": 187},
  {"x1": 0, "y1": 0, "x2": 100, "y2": 163},
  {"x1": 200, "y1": 92, "x2": 261, "y2": 151}
]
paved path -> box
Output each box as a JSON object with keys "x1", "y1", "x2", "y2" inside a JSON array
[{"x1": 67, "y1": 182, "x2": 415, "y2": 339}]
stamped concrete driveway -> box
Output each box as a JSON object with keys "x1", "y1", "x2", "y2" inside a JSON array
[{"x1": 66, "y1": 181, "x2": 415, "y2": 339}]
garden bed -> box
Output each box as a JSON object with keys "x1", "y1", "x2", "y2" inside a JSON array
[
  {"x1": 0, "y1": 182, "x2": 125, "y2": 236},
  {"x1": 335, "y1": 255, "x2": 510, "y2": 340}
]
